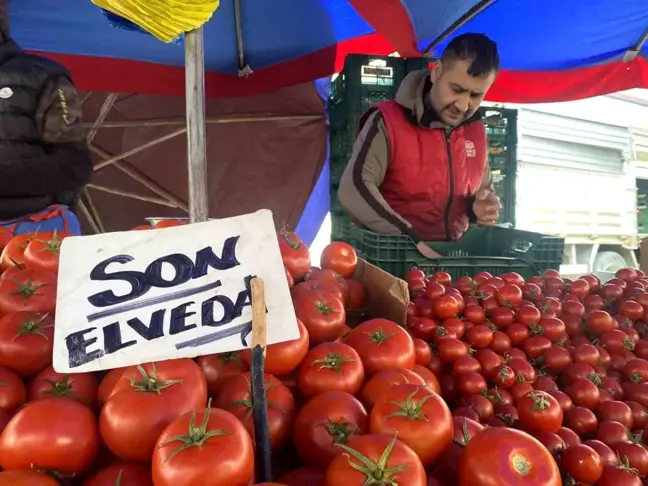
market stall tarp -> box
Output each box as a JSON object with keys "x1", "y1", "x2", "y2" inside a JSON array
[
  {"x1": 78, "y1": 84, "x2": 327, "y2": 237},
  {"x1": 352, "y1": 0, "x2": 648, "y2": 102},
  {"x1": 12, "y1": 0, "x2": 396, "y2": 99},
  {"x1": 13, "y1": 0, "x2": 648, "y2": 101}
]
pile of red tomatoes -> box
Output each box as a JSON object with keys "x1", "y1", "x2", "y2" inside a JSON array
[{"x1": 406, "y1": 266, "x2": 648, "y2": 485}]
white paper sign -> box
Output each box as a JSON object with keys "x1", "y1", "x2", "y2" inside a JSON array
[{"x1": 53, "y1": 209, "x2": 298, "y2": 373}]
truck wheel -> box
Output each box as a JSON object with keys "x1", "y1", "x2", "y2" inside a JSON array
[{"x1": 593, "y1": 251, "x2": 628, "y2": 273}]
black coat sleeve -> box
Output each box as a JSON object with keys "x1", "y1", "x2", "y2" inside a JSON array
[{"x1": 0, "y1": 77, "x2": 92, "y2": 196}]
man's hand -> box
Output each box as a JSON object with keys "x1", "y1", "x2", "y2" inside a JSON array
[
  {"x1": 416, "y1": 241, "x2": 442, "y2": 259},
  {"x1": 473, "y1": 188, "x2": 501, "y2": 226}
]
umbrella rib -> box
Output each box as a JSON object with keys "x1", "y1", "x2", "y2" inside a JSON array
[
  {"x1": 422, "y1": 0, "x2": 497, "y2": 55},
  {"x1": 234, "y1": 0, "x2": 253, "y2": 76},
  {"x1": 623, "y1": 27, "x2": 648, "y2": 62}
]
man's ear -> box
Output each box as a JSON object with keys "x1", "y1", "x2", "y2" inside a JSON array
[{"x1": 430, "y1": 61, "x2": 443, "y2": 83}]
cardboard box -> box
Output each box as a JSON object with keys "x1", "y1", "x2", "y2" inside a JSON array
[{"x1": 352, "y1": 258, "x2": 409, "y2": 326}]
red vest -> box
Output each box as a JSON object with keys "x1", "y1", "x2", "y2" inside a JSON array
[{"x1": 375, "y1": 100, "x2": 487, "y2": 241}]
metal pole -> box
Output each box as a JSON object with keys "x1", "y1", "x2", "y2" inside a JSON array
[{"x1": 185, "y1": 28, "x2": 209, "y2": 223}]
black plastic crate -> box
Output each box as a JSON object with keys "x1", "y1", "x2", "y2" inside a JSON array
[
  {"x1": 342, "y1": 225, "x2": 564, "y2": 280},
  {"x1": 330, "y1": 55, "x2": 429, "y2": 131}
]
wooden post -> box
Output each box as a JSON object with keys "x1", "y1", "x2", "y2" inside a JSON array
[{"x1": 250, "y1": 277, "x2": 273, "y2": 482}]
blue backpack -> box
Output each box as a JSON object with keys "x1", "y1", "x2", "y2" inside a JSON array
[{"x1": 0, "y1": 204, "x2": 82, "y2": 236}]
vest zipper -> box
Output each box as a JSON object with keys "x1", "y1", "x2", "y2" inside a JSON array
[{"x1": 443, "y1": 130, "x2": 454, "y2": 241}]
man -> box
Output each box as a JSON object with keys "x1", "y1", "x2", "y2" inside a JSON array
[
  {"x1": 0, "y1": 7, "x2": 92, "y2": 235},
  {"x1": 338, "y1": 33, "x2": 501, "y2": 257}
]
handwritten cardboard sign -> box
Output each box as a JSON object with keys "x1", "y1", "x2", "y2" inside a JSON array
[{"x1": 53, "y1": 209, "x2": 298, "y2": 373}]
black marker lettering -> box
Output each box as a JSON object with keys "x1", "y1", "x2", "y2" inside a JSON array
[
  {"x1": 88, "y1": 255, "x2": 149, "y2": 307},
  {"x1": 65, "y1": 327, "x2": 104, "y2": 368},
  {"x1": 169, "y1": 301, "x2": 197, "y2": 335},
  {"x1": 127, "y1": 309, "x2": 165, "y2": 341},
  {"x1": 202, "y1": 295, "x2": 235, "y2": 327},
  {"x1": 145, "y1": 253, "x2": 194, "y2": 287},
  {"x1": 192, "y1": 236, "x2": 241, "y2": 278},
  {"x1": 103, "y1": 322, "x2": 137, "y2": 354}
]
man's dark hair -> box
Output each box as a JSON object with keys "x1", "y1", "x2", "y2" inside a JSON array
[{"x1": 441, "y1": 33, "x2": 499, "y2": 76}]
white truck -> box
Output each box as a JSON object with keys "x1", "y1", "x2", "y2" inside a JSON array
[{"x1": 487, "y1": 90, "x2": 648, "y2": 277}]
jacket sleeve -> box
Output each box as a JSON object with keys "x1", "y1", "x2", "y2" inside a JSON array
[
  {"x1": 0, "y1": 76, "x2": 92, "y2": 197},
  {"x1": 337, "y1": 110, "x2": 422, "y2": 241}
]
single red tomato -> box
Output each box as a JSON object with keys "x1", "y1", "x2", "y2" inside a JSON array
[
  {"x1": 152, "y1": 405, "x2": 254, "y2": 486},
  {"x1": 0, "y1": 398, "x2": 98, "y2": 475},
  {"x1": 198, "y1": 351, "x2": 249, "y2": 398},
  {"x1": 412, "y1": 364, "x2": 441, "y2": 394},
  {"x1": 413, "y1": 338, "x2": 432, "y2": 366},
  {"x1": 325, "y1": 434, "x2": 426, "y2": 486},
  {"x1": 596, "y1": 420, "x2": 629, "y2": 448},
  {"x1": 0, "y1": 470, "x2": 59, "y2": 485},
  {"x1": 597, "y1": 465, "x2": 642, "y2": 486},
  {"x1": 217, "y1": 372, "x2": 296, "y2": 451},
  {"x1": 154, "y1": 220, "x2": 187, "y2": 229},
  {"x1": 345, "y1": 279, "x2": 367, "y2": 309},
  {"x1": 615, "y1": 442, "x2": 648, "y2": 476},
  {"x1": 28, "y1": 366, "x2": 98, "y2": 406},
  {"x1": 0, "y1": 268, "x2": 57, "y2": 315},
  {"x1": 458, "y1": 427, "x2": 561, "y2": 485},
  {"x1": 83, "y1": 462, "x2": 153, "y2": 486},
  {"x1": 23, "y1": 232, "x2": 66, "y2": 274},
  {"x1": 583, "y1": 439, "x2": 618, "y2": 466},
  {"x1": 293, "y1": 391, "x2": 368, "y2": 467},
  {"x1": 566, "y1": 378, "x2": 601, "y2": 410},
  {"x1": 517, "y1": 390, "x2": 563, "y2": 434},
  {"x1": 278, "y1": 228, "x2": 311, "y2": 280},
  {"x1": 0, "y1": 311, "x2": 53, "y2": 377},
  {"x1": 345, "y1": 319, "x2": 415, "y2": 375},
  {"x1": 96, "y1": 367, "x2": 127, "y2": 409},
  {"x1": 241, "y1": 319, "x2": 309, "y2": 376},
  {"x1": 0, "y1": 366, "x2": 26, "y2": 413},
  {"x1": 297, "y1": 342, "x2": 364, "y2": 399},
  {"x1": 294, "y1": 290, "x2": 345, "y2": 345},
  {"x1": 359, "y1": 369, "x2": 427, "y2": 411},
  {"x1": 497, "y1": 284, "x2": 523, "y2": 307},
  {"x1": 100, "y1": 359, "x2": 207, "y2": 462},
  {"x1": 370, "y1": 384, "x2": 452, "y2": 467},
  {"x1": 320, "y1": 242, "x2": 358, "y2": 278},
  {"x1": 433, "y1": 295, "x2": 459, "y2": 319},
  {"x1": 562, "y1": 444, "x2": 604, "y2": 483},
  {"x1": 597, "y1": 400, "x2": 633, "y2": 428},
  {"x1": 564, "y1": 407, "x2": 598, "y2": 437}
]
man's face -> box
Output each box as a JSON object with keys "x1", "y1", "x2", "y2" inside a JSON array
[{"x1": 429, "y1": 59, "x2": 496, "y2": 127}]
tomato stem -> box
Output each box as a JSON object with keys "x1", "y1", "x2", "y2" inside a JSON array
[
  {"x1": 313, "y1": 352, "x2": 354, "y2": 374},
  {"x1": 35, "y1": 231, "x2": 63, "y2": 254},
  {"x1": 586, "y1": 373, "x2": 602, "y2": 387},
  {"x1": 631, "y1": 372, "x2": 643, "y2": 384},
  {"x1": 115, "y1": 470, "x2": 123, "y2": 486},
  {"x1": 368, "y1": 328, "x2": 396, "y2": 345},
  {"x1": 335, "y1": 434, "x2": 407, "y2": 485},
  {"x1": 322, "y1": 420, "x2": 359, "y2": 444},
  {"x1": 10, "y1": 278, "x2": 46, "y2": 304},
  {"x1": 314, "y1": 300, "x2": 337, "y2": 315},
  {"x1": 386, "y1": 390, "x2": 431, "y2": 421},
  {"x1": 129, "y1": 364, "x2": 183, "y2": 394},
  {"x1": 528, "y1": 391, "x2": 551, "y2": 411},
  {"x1": 13, "y1": 313, "x2": 52, "y2": 340},
  {"x1": 159, "y1": 398, "x2": 229, "y2": 463},
  {"x1": 43, "y1": 375, "x2": 76, "y2": 398}
]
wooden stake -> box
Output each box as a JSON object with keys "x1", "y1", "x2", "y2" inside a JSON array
[{"x1": 249, "y1": 277, "x2": 272, "y2": 482}]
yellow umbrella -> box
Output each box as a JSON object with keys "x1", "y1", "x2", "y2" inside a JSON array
[{"x1": 92, "y1": 0, "x2": 219, "y2": 43}]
